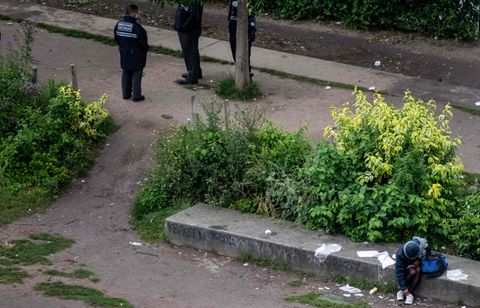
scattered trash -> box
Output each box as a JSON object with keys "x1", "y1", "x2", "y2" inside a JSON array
[
  {"x1": 264, "y1": 229, "x2": 272, "y2": 235},
  {"x1": 129, "y1": 241, "x2": 142, "y2": 247},
  {"x1": 357, "y1": 250, "x2": 395, "y2": 269},
  {"x1": 81, "y1": 180, "x2": 86, "y2": 183},
  {"x1": 339, "y1": 284, "x2": 362, "y2": 294},
  {"x1": 461, "y1": 306, "x2": 466, "y2": 308},
  {"x1": 475, "y1": 101, "x2": 480, "y2": 106},
  {"x1": 378, "y1": 295, "x2": 384, "y2": 299},
  {"x1": 368, "y1": 86, "x2": 376, "y2": 91},
  {"x1": 315, "y1": 244, "x2": 342, "y2": 262},
  {"x1": 447, "y1": 269, "x2": 468, "y2": 281},
  {"x1": 354, "y1": 293, "x2": 364, "y2": 297},
  {"x1": 325, "y1": 86, "x2": 332, "y2": 90},
  {"x1": 1, "y1": 241, "x2": 15, "y2": 249},
  {"x1": 343, "y1": 294, "x2": 352, "y2": 297},
  {"x1": 318, "y1": 287, "x2": 324, "y2": 290},
  {"x1": 243, "y1": 263, "x2": 249, "y2": 267},
  {"x1": 374, "y1": 60, "x2": 381, "y2": 67},
  {"x1": 255, "y1": 287, "x2": 259, "y2": 290},
  {"x1": 369, "y1": 287, "x2": 378, "y2": 295},
  {"x1": 209, "y1": 80, "x2": 213, "y2": 83},
  {"x1": 324, "y1": 287, "x2": 330, "y2": 290}
]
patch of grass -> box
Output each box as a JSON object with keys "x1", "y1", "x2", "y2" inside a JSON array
[
  {"x1": 0, "y1": 234, "x2": 75, "y2": 266},
  {"x1": 216, "y1": 77, "x2": 262, "y2": 101},
  {"x1": 0, "y1": 15, "x2": 23, "y2": 23},
  {"x1": 0, "y1": 266, "x2": 28, "y2": 284},
  {"x1": 257, "y1": 67, "x2": 372, "y2": 93},
  {"x1": 35, "y1": 281, "x2": 132, "y2": 308},
  {"x1": 287, "y1": 279, "x2": 302, "y2": 287},
  {"x1": 452, "y1": 104, "x2": 480, "y2": 117},
  {"x1": 132, "y1": 201, "x2": 190, "y2": 242},
  {"x1": 332, "y1": 274, "x2": 397, "y2": 294},
  {"x1": 36, "y1": 23, "x2": 117, "y2": 46},
  {"x1": 0, "y1": 186, "x2": 49, "y2": 225},
  {"x1": 237, "y1": 252, "x2": 291, "y2": 272},
  {"x1": 286, "y1": 292, "x2": 370, "y2": 308},
  {"x1": 44, "y1": 269, "x2": 95, "y2": 280}
]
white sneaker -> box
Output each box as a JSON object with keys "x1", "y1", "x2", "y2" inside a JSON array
[
  {"x1": 405, "y1": 294, "x2": 414, "y2": 305},
  {"x1": 396, "y1": 290, "x2": 405, "y2": 301}
]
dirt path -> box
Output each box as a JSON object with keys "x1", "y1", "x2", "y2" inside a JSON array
[
  {"x1": 41, "y1": 0, "x2": 480, "y2": 89},
  {"x1": 0, "y1": 22, "x2": 470, "y2": 307}
]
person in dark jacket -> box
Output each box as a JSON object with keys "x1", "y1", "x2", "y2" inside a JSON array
[
  {"x1": 174, "y1": 1, "x2": 203, "y2": 85},
  {"x1": 114, "y1": 4, "x2": 149, "y2": 101},
  {"x1": 395, "y1": 236, "x2": 429, "y2": 305},
  {"x1": 228, "y1": 0, "x2": 256, "y2": 80}
]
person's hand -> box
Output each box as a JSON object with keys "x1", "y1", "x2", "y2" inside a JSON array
[
  {"x1": 414, "y1": 260, "x2": 420, "y2": 266},
  {"x1": 403, "y1": 288, "x2": 410, "y2": 296}
]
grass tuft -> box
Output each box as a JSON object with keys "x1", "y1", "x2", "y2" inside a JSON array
[
  {"x1": 0, "y1": 186, "x2": 49, "y2": 225},
  {"x1": 35, "y1": 281, "x2": 132, "y2": 308},
  {"x1": 286, "y1": 292, "x2": 370, "y2": 308},
  {"x1": 216, "y1": 77, "x2": 262, "y2": 101},
  {"x1": 44, "y1": 268, "x2": 96, "y2": 279},
  {"x1": 0, "y1": 266, "x2": 28, "y2": 284}
]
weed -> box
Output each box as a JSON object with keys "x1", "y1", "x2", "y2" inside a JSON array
[
  {"x1": 35, "y1": 281, "x2": 132, "y2": 308},
  {"x1": 216, "y1": 77, "x2": 262, "y2": 101},
  {"x1": 0, "y1": 186, "x2": 49, "y2": 225},
  {"x1": 44, "y1": 268, "x2": 95, "y2": 279},
  {"x1": 0, "y1": 266, "x2": 28, "y2": 284},
  {"x1": 286, "y1": 292, "x2": 370, "y2": 308}
]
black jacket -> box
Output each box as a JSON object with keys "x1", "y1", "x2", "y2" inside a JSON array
[
  {"x1": 114, "y1": 16, "x2": 149, "y2": 70},
  {"x1": 174, "y1": 3, "x2": 203, "y2": 33},
  {"x1": 228, "y1": 0, "x2": 256, "y2": 40}
]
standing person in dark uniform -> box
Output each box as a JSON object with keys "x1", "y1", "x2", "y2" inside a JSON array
[
  {"x1": 114, "y1": 4, "x2": 149, "y2": 102},
  {"x1": 174, "y1": 1, "x2": 203, "y2": 85},
  {"x1": 228, "y1": 0, "x2": 256, "y2": 80}
]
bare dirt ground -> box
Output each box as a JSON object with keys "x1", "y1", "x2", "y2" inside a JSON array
[
  {"x1": 0, "y1": 21, "x2": 473, "y2": 307},
  {"x1": 38, "y1": 0, "x2": 480, "y2": 89}
]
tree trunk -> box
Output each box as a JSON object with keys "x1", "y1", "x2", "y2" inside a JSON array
[{"x1": 235, "y1": 0, "x2": 249, "y2": 89}]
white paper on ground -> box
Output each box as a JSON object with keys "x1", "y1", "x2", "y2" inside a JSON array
[
  {"x1": 339, "y1": 284, "x2": 362, "y2": 294},
  {"x1": 447, "y1": 269, "x2": 468, "y2": 281},
  {"x1": 315, "y1": 244, "x2": 342, "y2": 262},
  {"x1": 357, "y1": 250, "x2": 379, "y2": 257},
  {"x1": 357, "y1": 250, "x2": 395, "y2": 269}
]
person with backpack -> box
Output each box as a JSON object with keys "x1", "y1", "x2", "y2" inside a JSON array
[
  {"x1": 395, "y1": 236, "x2": 429, "y2": 305},
  {"x1": 114, "y1": 4, "x2": 149, "y2": 102}
]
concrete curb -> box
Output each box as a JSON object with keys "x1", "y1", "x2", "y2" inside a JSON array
[
  {"x1": 166, "y1": 203, "x2": 480, "y2": 307},
  {"x1": 2, "y1": 0, "x2": 480, "y2": 110}
]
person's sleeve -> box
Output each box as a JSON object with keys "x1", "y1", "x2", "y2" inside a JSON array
[
  {"x1": 395, "y1": 254, "x2": 408, "y2": 291},
  {"x1": 228, "y1": 1, "x2": 232, "y2": 21},
  {"x1": 181, "y1": 5, "x2": 202, "y2": 31},
  {"x1": 138, "y1": 26, "x2": 149, "y2": 52},
  {"x1": 114, "y1": 22, "x2": 119, "y2": 43}
]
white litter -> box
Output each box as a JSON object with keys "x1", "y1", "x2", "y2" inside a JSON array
[
  {"x1": 243, "y1": 263, "x2": 249, "y2": 267},
  {"x1": 339, "y1": 284, "x2": 362, "y2": 294},
  {"x1": 354, "y1": 293, "x2": 364, "y2": 297},
  {"x1": 315, "y1": 244, "x2": 342, "y2": 262},
  {"x1": 447, "y1": 269, "x2": 468, "y2": 281},
  {"x1": 374, "y1": 60, "x2": 381, "y2": 67},
  {"x1": 475, "y1": 101, "x2": 480, "y2": 106},
  {"x1": 343, "y1": 294, "x2": 352, "y2": 297},
  {"x1": 129, "y1": 241, "x2": 142, "y2": 247},
  {"x1": 357, "y1": 250, "x2": 395, "y2": 269},
  {"x1": 318, "y1": 287, "x2": 324, "y2": 290},
  {"x1": 324, "y1": 287, "x2": 330, "y2": 290},
  {"x1": 264, "y1": 229, "x2": 272, "y2": 235},
  {"x1": 368, "y1": 86, "x2": 376, "y2": 91},
  {"x1": 325, "y1": 86, "x2": 332, "y2": 90}
]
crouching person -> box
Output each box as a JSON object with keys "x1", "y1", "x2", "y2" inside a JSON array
[{"x1": 395, "y1": 236, "x2": 428, "y2": 305}]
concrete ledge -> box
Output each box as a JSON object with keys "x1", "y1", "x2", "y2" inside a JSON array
[{"x1": 166, "y1": 203, "x2": 480, "y2": 307}]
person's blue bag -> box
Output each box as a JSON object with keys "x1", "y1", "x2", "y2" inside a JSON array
[{"x1": 422, "y1": 252, "x2": 448, "y2": 278}]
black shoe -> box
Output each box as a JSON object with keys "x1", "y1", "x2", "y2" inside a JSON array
[
  {"x1": 176, "y1": 78, "x2": 198, "y2": 85},
  {"x1": 182, "y1": 73, "x2": 203, "y2": 79},
  {"x1": 249, "y1": 73, "x2": 254, "y2": 82},
  {"x1": 132, "y1": 95, "x2": 145, "y2": 102},
  {"x1": 123, "y1": 95, "x2": 131, "y2": 100}
]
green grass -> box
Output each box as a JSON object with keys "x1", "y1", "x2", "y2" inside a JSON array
[
  {"x1": 332, "y1": 274, "x2": 397, "y2": 294},
  {"x1": 0, "y1": 186, "x2": 49, "y2": 225},
  {"x1": 0, "y1": 266, "x2": 28, "y2": 284},
  {"x1": 286, "y1": 292, "x2": 370, "y2": 308},
  {"x1": 132, "y1": 201, "x2": 190, "y2": 242},
  {"x1": 35, "y1": 281, "x2": 132, "y2": 308},
  {"x1": 0, "y1": 234, "x2": 75, "y2": 266},
  {"x1": 44, "y1": 268, "x2": 96, "y2": 280},
  {"x1": 216, "y1": 77, "x2": 262, "y2": 101}
]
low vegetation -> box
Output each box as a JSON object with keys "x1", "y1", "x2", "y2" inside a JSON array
[
  {"x1": 134, "y1": 91, "x2": 480, "y2": 260},
  {"x1": 216, "y1": 76, "x2": 262, "y2": 101},
  {"x1": 286, "y1": 292, "x2": 370, "y2": 308}
]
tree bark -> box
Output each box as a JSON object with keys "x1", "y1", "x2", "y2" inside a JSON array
[{"x1": 235, "y1": 0, "x2": 249, "y2": 89}]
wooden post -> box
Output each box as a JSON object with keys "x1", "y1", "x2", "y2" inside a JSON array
[
  {"x1": 70, "y1": 64, "x2": 78, "y2": 89},
  {"x1": 235, "y1": 0, "x2": 249, "y2": 90},
  {"x1": 224, "y1": 100, "x2": 229, "y2": 128},
  {"x1": 190, "y1": 95, "x2": 195, "y2": 121},
  {"x1": 32, "y1": 66, "x2": 38, "y2": 84}
]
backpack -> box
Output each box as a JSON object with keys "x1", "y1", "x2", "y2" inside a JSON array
[{"x1": 422, "y1": 252, "x2": 448, "y2": 278}]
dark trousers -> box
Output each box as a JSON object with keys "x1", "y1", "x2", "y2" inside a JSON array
[
  {"x1": 228, "y1": 21, "x2": 254, "y2": 72},
  {"x1": 122, "y1": 69, "x2": 143, "y2": 99},
  {"x1": 178, "y1": 30, "x2": 202, "y2": 80}
]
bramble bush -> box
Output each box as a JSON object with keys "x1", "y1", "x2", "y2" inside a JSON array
[
  {"x1": 134, "y1": 92, "x2": 479, "y2": 260},
  {"x1": 0, "y1": 22, "x2": 115, "y2": 224}
]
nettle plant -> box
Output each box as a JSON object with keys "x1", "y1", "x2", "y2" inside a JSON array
[{"x1": 314, "y1": 90, "x2": 464, "y2": 242}]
